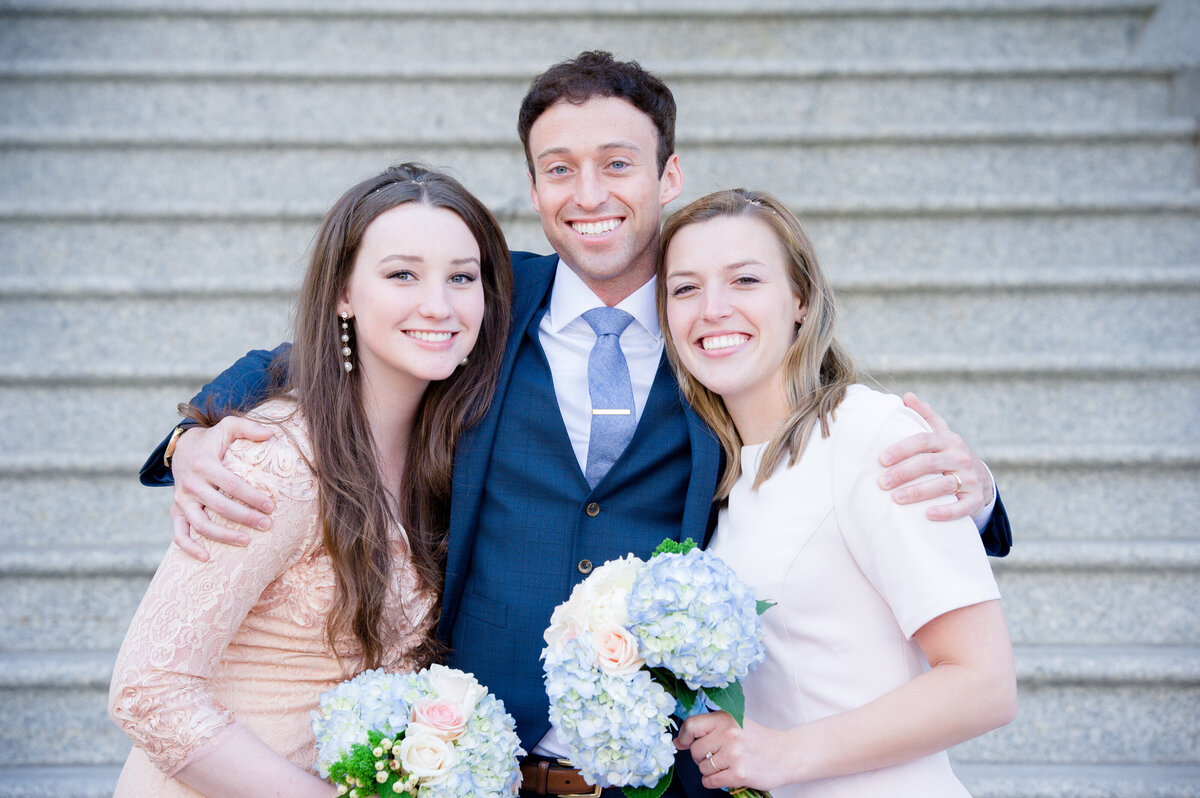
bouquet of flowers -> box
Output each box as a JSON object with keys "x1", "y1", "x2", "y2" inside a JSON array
[
  {"x1": 541, "y1": 538, "x2": 771, "y2": 798},
  {"x1": 311, "y1": 664, "x2": 524, "y2": 798}
]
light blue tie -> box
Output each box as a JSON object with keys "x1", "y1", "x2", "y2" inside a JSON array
[{"x1": 582, "y1": 307, "x2": 636, "y2": 487}]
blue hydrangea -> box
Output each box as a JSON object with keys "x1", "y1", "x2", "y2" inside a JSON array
[
  {"x1": 311, "y1": 667, "x2": 524, "y2": 796},
  {"x1": 543, "y1": 636, "x2": 677, "y2": 788},
  {"x1": 311, "y1": 668, "x2": 412, "y2": 777},
  {"x1": 628, "y1": 548, "x2": 765, "y2": 690}
]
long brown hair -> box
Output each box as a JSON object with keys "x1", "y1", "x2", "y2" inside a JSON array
[
  {"x1": 258, "y1": 163, "x2": 511, "y2": 668},
  {"x1": 657, "y1": 188, "x2": 857, "y2": 500}
]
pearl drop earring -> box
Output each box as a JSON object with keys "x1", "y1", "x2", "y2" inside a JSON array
[{"x1": 340, "y1": 311, "x2": 353, "y2": 372}]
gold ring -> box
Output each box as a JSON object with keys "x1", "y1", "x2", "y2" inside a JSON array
[{"x1": 951, "y1": 472, "x2": 964, "y2": 494}]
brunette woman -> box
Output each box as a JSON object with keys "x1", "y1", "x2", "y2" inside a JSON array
[{"x1": 109, "y1": 163, "x2": 512, "y2": 798}]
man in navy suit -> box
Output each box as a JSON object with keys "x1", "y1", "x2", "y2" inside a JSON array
[{"x1": 145, "y1": 52, "x2": 1009, "y2": 798}]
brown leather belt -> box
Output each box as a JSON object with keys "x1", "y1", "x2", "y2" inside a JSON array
[{"x1": 519, "y1": 758, "x2": 602, "y2": 796}]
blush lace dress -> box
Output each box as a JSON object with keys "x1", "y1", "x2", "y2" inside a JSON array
[{"x1": 109, "y1": 400, "x2": 435, "y2": 797}]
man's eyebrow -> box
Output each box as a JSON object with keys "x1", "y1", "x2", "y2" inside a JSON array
[{"x1": 534, "y1": 141, "x2": 644, "y2": 162}]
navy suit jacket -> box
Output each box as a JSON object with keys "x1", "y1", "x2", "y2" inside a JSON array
[{"x1": 437, "y1": 251, "x2": 723, "y2": 644}]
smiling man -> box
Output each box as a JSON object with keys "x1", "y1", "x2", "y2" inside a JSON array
[
  {"x1": 143, "y1": 51, "x2": 1010, "y2": 798},
  {"x1": 525, "y1": 94, "x2": 682, "y2": 305}
]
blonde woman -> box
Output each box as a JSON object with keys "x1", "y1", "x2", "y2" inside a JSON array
[{"x1": 658, "y1": 189, "x2": 1015, "y2": 797}]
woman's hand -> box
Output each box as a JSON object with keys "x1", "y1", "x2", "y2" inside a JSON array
[
  {"x1": 675, "y1": 712, "x2": 796, "y2": 792},
  {"x1": 170, "y1": 417, "x2": 275, "y2": 560}
]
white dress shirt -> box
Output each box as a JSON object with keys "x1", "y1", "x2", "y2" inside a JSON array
[
  {"x1": 538, "y1": 261, "x2": 664, "y2": 475},
  {"x1": 532, "y1": 263, "x2": 661, "y2": 759}
]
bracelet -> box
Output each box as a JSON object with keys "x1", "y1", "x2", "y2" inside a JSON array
[{"x1": 163, "y1": 425, "x2": 187, "y2": 469}]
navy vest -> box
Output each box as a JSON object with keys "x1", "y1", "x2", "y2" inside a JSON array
[{"x1": 446, "y1": 307, "x2": 694, "y2": 748}]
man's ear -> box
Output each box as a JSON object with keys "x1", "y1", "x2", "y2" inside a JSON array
[
  {"x1": 528, "y1": 170, "x2": 540, "y2": 213},
  {"x1": 659, "y1": 153, "x2": 684, "y2": 206}
]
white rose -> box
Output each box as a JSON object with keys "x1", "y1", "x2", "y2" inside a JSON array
[
  {"x1": 398, "y1": 732, "x2": 458, "y2": 785},
  {"x1": 574, "y1": 555, "x2": 642, "y2": 628},
  {"x1": 426, "y1": 664, "x2": 487, "y2": 716},
  {"x1": 544, "y1": 598, "x2": 588, "y2": 651},
  {"x1": 584, "y1": 587, "x2": 632, "y2": 629}
]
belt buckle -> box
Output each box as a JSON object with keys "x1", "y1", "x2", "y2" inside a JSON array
[{"x1": 556, "y1": 759, "x2": 602, "y2": 797}]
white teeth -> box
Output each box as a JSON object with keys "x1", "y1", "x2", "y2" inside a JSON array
[
  {"x1": 571, "y1": 219, "x2": 620, "y2": 236},
  {"x1": 407, "y1": 331, "x2": 453, "y2": 342},
  {"x1": 701, "y1": 334, "x2": 748, "y2": 351}
]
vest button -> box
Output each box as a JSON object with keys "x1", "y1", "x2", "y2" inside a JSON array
[
  {"x1": 578, "y1": 559, "x2": 593, "y2": 575},
  {"x1": 586, "y1": 502, "x2": 600, "y2": 517}
]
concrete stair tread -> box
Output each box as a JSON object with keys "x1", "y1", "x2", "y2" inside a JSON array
[
  {"x1": 5, "y1": 440, "x2": 1200, "y2": 477},
  {"x1": 0, "y1": 3, "x2": 1164, "y2": 76},
  {"x1": 5, "y1": 212, "x2": 1196, "y2": 296},
  {"x1": 3, "y1": 376, "x2": 1198, "y2": 468},
  {"x1": 955, "y1": 763, "x2": 1200, "y2": 798},
  {"x1": 2, "y1": 540, "x2": 1196, "y2": 578},
  {"x1": 9, "y1": 297, "x2": 1196, "y2": 382},
  {"x1": 3, "y1": 56, "x2": 1187, "y2": 80},
  {"x1": 2, "y1": 642, "x2": 1195, "y2": 689},
  {"x1": 0, "y1": 763, "x2": 1195, "y2": 798},
  {"x1": 3, "y1": 263, "x2": 1199, "y2": 299},
  {"x1": 26, "y1": 345, "x2": 1196, "y2": 377},
  {"x1": 4, "y1": 76, "x2": 1179, "y2": 139},
  {"x1": 0, "y1": 767, "x2": 120, "y2": 798},
  {"x1": 4, "y1": 465, "x2": 1196, "y2": 550},
  {"x1": 7, "y1": 146, "x2": 1194, "y2": 215},
  {"x1": 0, "y1": 0, "x2": 1162, "y2": 14},
  {"x1": 4, "y1": 119, "x2": 1194, "y2": 148},
  {"x1": 4, "y1": 189, "x2": 1199, "y2": 222}
]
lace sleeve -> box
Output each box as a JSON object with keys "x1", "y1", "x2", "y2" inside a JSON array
[{"x1": 109, "y1": 406, "x2": 319, "y2": 775}]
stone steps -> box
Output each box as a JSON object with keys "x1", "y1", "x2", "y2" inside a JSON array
[
  {"x1": 2, "y1": 374, "x2": 1197, "y2": 474},
  {"x1": 4, "y1": 210, "x2": 1197, "y2": 292},
  {"x1": 5, "y1": 286, "x2": 1197, "y2": 377},
  {"x1": 0, "y1": 1, "x2": 1156, "y2": 70},
  {"x1": 2, "y1": 542, "x2": 1195, "y2": 653},
  {"x1": 956, "y1": 764, "x2": 1200, "y2": 798},
  {"x1": 1, "y1": 454, "x2": 1196, "y2": 550},
  {"x1": 1, "y1": 644, "x2": 1194, "y2": 770},
  {"x1": 2, "y1": 73, "x2": 1183, "y2": 139},
  {"x1": 4, "y1": 136, "x2": 1195, "y2": 216},
  {"x1": 5, "y1": 259, "x2": 1198, "y2": 297},
  {"x1": 1, "y1": 764, "x2": 1198, "y2": 798},
  {"x1": 0, "y1": 0, "x2": 1195, "y2": 795},
  {"x1": 0, "y1": 767, "x2": 122, "y2": 798}
]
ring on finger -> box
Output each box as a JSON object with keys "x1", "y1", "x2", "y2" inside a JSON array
[
  {"x1": 950, "y1": 472, "x2": 963, "y2": 495},
  {"x1": 705, "y1": 751, "x2": 719, "y2": 772}
]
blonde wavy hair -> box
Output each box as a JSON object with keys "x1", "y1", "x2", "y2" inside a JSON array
[{"x1": 656, "y1": 188, "x2": 858, "y2": 500}]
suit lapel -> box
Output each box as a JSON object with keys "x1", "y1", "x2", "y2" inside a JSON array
[
  {"x1": 440, "y1": 253, "x2": 558, "y2": 639},
  {"x1": 678, "y1": 372, "x2": 722, "y2": 548}
]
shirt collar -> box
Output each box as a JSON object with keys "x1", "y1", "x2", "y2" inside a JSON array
[{"x1": 546, "y1": 259, "x2": 661, "y2": 339}]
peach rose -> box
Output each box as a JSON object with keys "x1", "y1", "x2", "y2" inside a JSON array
[{"x1": 593, "y1": 624, "x2": 644, "y2": 676}]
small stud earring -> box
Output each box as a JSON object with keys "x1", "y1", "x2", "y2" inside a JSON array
[
  {"x1": 340, "y1": 311, "x2": 353, "y2": 372},
  {"x1": 460, "y1": 356, "x2": 469, "y2": 366}
]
